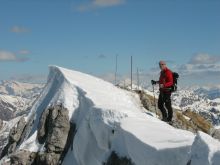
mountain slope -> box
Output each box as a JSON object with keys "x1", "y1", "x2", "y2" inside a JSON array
[
  {"x1": 0, "y1": 81, "x2": 44, "y2": 99},
  {"x1": 172, "y1": 89, "x2": 220, "y2": 126},
  {"x1": 144, "y1": 85, "x2": 220, "y2": 126},
  {"x1": 0, "y1": 81, "x2": 44, "y2": 156},
  {"x1": 0, "y1": 81, "x2": 44, "y2": 121},
  {"x1": 1, "y1": 66, "x2": 220, "y2": 165}
]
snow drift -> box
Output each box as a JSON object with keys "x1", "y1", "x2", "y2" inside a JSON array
[{"x1": 1, "y1": 66, "x2": 220, "y2": 165}]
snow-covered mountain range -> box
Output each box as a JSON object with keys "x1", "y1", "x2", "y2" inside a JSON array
[
  {"x1": 172, "y1": 87, "x2": 220, "y2": 126},
  {"x1": 0, "y1": 81, "x2": 44, "y2": 121},
  {"x1": 0, "y1": 81, "x2": 44, "y2": 156},
  {"x1": 0, "y1": 66, "x2": 219, "y2": 165},
  {"x1": 143, "y1": 85, "x2": 220, "y2": 126}
]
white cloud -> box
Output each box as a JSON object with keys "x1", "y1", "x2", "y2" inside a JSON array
[
  {"x1": 11, "y1": 26, "x2": 29, "y2": 33},
  {"x1": 189, "y1": 53, "x2": 220, "y2": 64},
  {"x1": 0, "y1": 51, "x2": 17, "y2": 61},
  {"x1": 173, "y1": 63, "x2": 220, "y2": 86},
  {"x1": 163, "y1": 53, "x2": 220, "y2": 85},
  {"x1": 18, "y1": 49, "x2": 30, "y2": 55},
  {"x1": 176, "y1": 53, "x2": 220, "y2": 76},
  {"x1": 93, "y1": 0, "x2": 125, "y2": 7},
  {"x1": 145, "y1": 53, "x2": 220, "y2": 86},
  {"x1": 0, "y1": 50, "x2": 29, "y2": 62},
  {"x1": 76, "y1": 0, "x2": 125, "y2": 12}
]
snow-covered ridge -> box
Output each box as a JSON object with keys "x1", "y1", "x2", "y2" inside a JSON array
[
  {"x1": 25, "y1": 65, "x2": 142, "y2": 145},
  {"x1": 2, "y1": 66, "x2": 220, "y2": 165}
]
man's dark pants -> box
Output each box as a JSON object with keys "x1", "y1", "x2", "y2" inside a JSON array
[{"x1": 158, "y1": 92, "x2": 173, "y2": 122}]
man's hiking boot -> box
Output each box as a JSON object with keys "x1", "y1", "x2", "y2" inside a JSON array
[
  {"x1": 161, "y1": 118, "x2": 173, "y2": 125},
  {"x1": 162, "y1": 118, "x2": 168, "y2": 122},
  {"x1": 167, "y1": 120, "x2": 173, "y2": 125}
]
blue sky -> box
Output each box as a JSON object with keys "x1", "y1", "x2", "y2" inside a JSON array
[{"x1": 0, "y1": 0, "x2": 220, "y2": 86}]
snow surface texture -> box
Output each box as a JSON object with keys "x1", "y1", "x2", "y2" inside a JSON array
[
  {"x1": 190, "y1": 131, "x2": 220, "y2": 165},
  {"x1": 15, "y1": 66, "x2": 220, "y2": 165}
]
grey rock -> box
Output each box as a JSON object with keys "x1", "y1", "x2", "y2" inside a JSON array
[
  {"x1": 9, "y1": 117, "x2": 26, "y2": 143},
  {"x1": 7, "y1": 142, "x2": 17, "y2": 154},
  {"x1": 35, "y1": 105, "x2": 73, "y2": 164},
  {"x1": 1, "y1": 117, "x2": 26, "y2": 158},
  {"x1": 10, "y1": 150, "x2": 36, "y2": 165},
  {"x1": 0, "y1": 119, "x2": 3, "y2": 130},
  {"x1": 37, "y1": 105, "x2": 70, "y2": 153},
  {"x1": 105, "y1": 151, "x2": 134, "y2": 165},
  {"x1": 0, "y1": 103, "x2": 15, "y2": 121},
  {"x1": 212, "y1": 129, "x2": 220, "y2": 141},
  {"x1": 35, "y1": 152, "x2": 60, "y2": 165},
  {"x1": 46, "y1": 105, "x2": 70, "y2": 153},
  {"x1": 3, "y1": 105, "x2": 76, "y2": 165},
  {"x1": 37, "y1": 108, "x2": 50, "y2": 144}
]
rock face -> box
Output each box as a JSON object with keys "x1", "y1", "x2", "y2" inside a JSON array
[
  {"x1": 37, "y1": 105, "x2": 71, "y2": 149},
  {"x1": 212, "y1": 128, "x2": 220, "y2": 141},
  {"x1": 136, "y1": 90, "x2": 161, "y2": 118},
  {"x1": 104, "y1": 151, "x2": 134, "y2": 165},
  {"x1": 0, "y1": 107, "x2": 14, "y2": 121},
  {"x1": 36, "y1": 104, "x2": 72, "y2": 164},
  {"x1": 0, "y1": 82, "x2": 44, "y2": 157},
  {"x1": 10, "y1": 150, "x2": 36, "y2": 165},
  {"x1": 0, "y1": 119, "x2": 3, "y2": 130},
  {"x1": 1, "y1": 105, "x2": 76, "y2": 165},
  {"x1": 1, "y1": 117, "x2": 26, "y2": 158}
]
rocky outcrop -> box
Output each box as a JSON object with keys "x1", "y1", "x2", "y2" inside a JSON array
[
  {"x1": 211, "y1": 128, "x2": 220, "y2": 141},
  {"x1": 136, "y1": 90, "x2": 161, "y2": 118},
  {"x1": 38, "y1": 105, "x2": 70, "y2": 153},
  {"x1": 1, "y1": 117, "x2": 26, "y2": 158},
  {"x1": 104, "y1": 151, "x2": 134, "y2": 165},
  {"x1": 0, "y1": 108, "x2": 14, "y2": 121},
  {"x1": 35, "y1": 104, "x2": 73, "y2": 164},
  {"x1": 0, "y1": 119, "x2": 3, "y2": 130},
  {"x1": 34, "y1": 152, "x2": 60, "y2": 165},
  {"x1": 10, "y1": 150, "x2": 36, "y2": 165},
  {"x1": 199, "y1": 109, "x2": 220, "y2": 126},
  {"x1": 1, "y1": 105, "x2": 76, "y2": 165}
]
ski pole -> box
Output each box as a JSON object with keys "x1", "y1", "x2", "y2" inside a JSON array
[{"x1": 152, "y1": 84, "x2": 158, "y2": 117}]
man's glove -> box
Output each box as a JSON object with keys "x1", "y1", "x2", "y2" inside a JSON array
[{"x1": 151, "y1": 80, "x2": 157, "y2": 85}]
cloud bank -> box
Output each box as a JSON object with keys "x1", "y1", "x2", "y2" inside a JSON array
[
  {"x1": 76, "y1": 0, "x2": 126, "y2": 12},
  {"x1": 0, "y1": 50, "x2": 29, "y2": 62},
  {"x1": 10, "y1": 26, "x2": 30, "y2": 33},
  {"x1": 172, "y1": 53, "x2": 220, "y2": 86}
]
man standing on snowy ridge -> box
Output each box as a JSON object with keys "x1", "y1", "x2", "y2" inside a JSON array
[{"x1": 151, "y1": 60, "x2": 174, "y2": 123}]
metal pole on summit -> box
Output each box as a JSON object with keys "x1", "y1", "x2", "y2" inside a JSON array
[
  {"x1": 137, "y1": 67, "x2": 139, "y2": 90},
  {"x1": 131, "y1": 56, "x2": 133, "y2": 90},
  {"x1": 115, "y1": 54, "x2": 118, "y2": 86}
]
